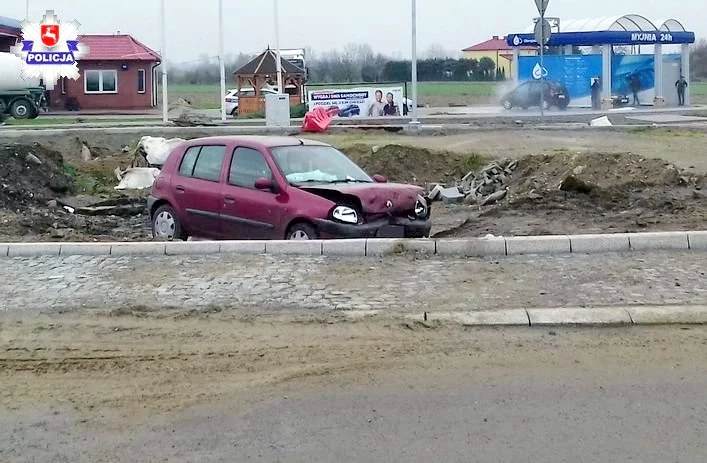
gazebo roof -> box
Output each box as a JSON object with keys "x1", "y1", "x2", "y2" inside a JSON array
[{"x1": 234, "y1": 48, "x2": 305, "y2": 76}]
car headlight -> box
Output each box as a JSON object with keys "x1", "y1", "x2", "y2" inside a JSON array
[
  {"x1": 332, "y1": 206, "x2": 358, "y2": 224},
  {"x1": 414, "y1": 196, "x2": 429, "y2": 219}
]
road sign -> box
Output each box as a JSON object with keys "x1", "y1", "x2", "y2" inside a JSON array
[
  {"x1": 534, "y1": 0, "x2": 549, "y2": 15},
  {"x1": 534, "y1": 19, "x2": 552, "y2": 45}
]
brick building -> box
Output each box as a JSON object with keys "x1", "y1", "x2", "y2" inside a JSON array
[{"x1": 51, "y1": 34, "x2": 161, "y2": 111}]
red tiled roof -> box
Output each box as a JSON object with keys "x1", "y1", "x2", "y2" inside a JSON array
[
  {"x1": 77, "y1": 34, "x2": 160, "y2": 61},
  {"x1": 462, "y1": 35, "x2": 534, "y2": 52}
]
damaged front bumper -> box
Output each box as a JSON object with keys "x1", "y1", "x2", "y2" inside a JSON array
[{"x1": 313, "y1": 216, "x2": 432, "y2": 239}]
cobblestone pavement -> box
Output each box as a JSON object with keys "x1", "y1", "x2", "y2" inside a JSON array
[{"x1": 0, "y1": 251, "x2": 705, "y2": 314}]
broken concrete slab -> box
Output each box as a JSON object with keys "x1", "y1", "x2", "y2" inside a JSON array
[{"x1": 440, "y1": 187, "x2": 464, "y2": 204}]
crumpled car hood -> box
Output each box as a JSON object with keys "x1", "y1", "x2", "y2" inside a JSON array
[{"x1": 300, "y1": 183, "x2": 424, "y2": 214}]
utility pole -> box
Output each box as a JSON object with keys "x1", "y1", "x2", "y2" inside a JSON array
[
  {"x1": 274, "y1": 0, "x2": 283, "y2": 93},
  {"x1": 409, "y1": 0, "x2": 419, "y2": 125},
  {"x1": 218, "y1": 0, "x2": 226, "y2": 120},
  {"x1": 160, "y1": 0, "x2": 168, "y2": 124}
]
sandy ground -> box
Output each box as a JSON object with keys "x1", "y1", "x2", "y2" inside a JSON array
[{"x1": 2, "y1": 311, "x2": 707, "y2": 461}]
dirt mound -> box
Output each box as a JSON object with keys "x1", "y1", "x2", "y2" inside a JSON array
[
  {"x1": 342, "y1": 144, "x2": 484, "y2": 185},
  {"x1": 0, "y1": 144, "x2": 73, "y2": 211},
  {"x1": 507, "y1": 152, "x2": 692, "y2": 202}
]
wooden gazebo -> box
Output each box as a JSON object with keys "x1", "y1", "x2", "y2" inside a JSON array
[{"x1": 233, "y1": 48, "x2": 306, "y2": 115}]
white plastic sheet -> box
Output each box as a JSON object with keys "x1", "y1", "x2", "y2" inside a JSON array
[
  {"x1": 137, "y1": 136, "x2": 186, "y2": 166},
  {"x1": 115, "y1": 168, "x2": 161, "y2": 190}
]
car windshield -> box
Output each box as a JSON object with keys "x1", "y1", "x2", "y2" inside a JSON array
[{"x1": 270, "y1": 145, "x2": 373, "y2": 185}]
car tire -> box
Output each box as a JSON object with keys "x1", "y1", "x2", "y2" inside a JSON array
[
  {"x1": 502, "y1": 100, "x2": 512, "y2": 110},
  {"x1": 286, "y1": 222, "x2": 318, "y2": 240},
  {"x1": 152, "y1": 204, "x2": 187, "y2": 241}
]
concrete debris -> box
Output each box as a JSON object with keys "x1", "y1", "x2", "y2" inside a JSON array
[
  {"x1": 427, "y1": 158, "x2": 518, "y2": 207},
  {"x1": 589, "y1": 116, "x2": 612, "y2": 127},
  {"x1": 428, "y1": 184, "x2": 445, "y2": 201},
  {"x1": 133, "y1": 136, "x2": 186, "y2": 166},
  {"x1": 171, "y1": 108, "x2": 218, "y2": 127},
  {"x1": 81, "y1": 144, "x2": 92, "y2": 161},
  {"x1": 440, "y1": 186, "x2": 464, "y2": 204},
  {"x1": 114, "y1": 167, "x2": 160, "y2": 190},
  {"x1": 25, "y1": 153, "x2": 42, "y2": 165}
]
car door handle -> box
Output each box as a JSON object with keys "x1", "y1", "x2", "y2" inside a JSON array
[
  {"x1": 175, "y1": 185, "x2": 185, "y2": 193},
  {"x1": 223, "y1": 196, "x2": 235, "y2": 204}
]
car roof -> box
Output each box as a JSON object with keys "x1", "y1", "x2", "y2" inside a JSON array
[{"x1": 181, "y1": 135, "x2": 331, "y2": 148}]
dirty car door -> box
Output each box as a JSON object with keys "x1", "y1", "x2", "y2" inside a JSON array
[
  {"x1": 172, "y1": 144, "x2": 226, "y2": 239},
  {"x1": 220, "y1": 146, "x2": 283, "y2": 239}
]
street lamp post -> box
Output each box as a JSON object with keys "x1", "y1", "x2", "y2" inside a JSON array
[
  {"x1": 160, "y1": 0, "x2": 168, "y2": 124},
  {"x1": 26, "y1": 0, "x2": 29, "y2": 20},
  {"x1": 410, "y1": 0, "x2": 419, "y2": 125},
  {"x1": 218, "y1": 0, "x2": 226, "y2": 120},
  {"x1": 273, "y1": 0, "x2": 283, "y2": 93}
]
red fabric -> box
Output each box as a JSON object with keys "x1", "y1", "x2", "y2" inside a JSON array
[{"x1": 301, "y1": 106, "x2": 337, "y2": 133}]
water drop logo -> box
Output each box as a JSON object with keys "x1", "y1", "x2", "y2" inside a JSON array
[
  {"x1": 532, "y1": 62, "x2": 548, "y2": 80},
  {"x1": 512, "y1": 35, "x2": 522, "y2": 46}
]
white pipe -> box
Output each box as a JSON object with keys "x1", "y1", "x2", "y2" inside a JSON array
[
  {"x1": 160, "y1": 0, "x2": 168, "y2": 124},
  {"x1": 274, "y1": 0, "x2": 283, "y2": 93},
  {"x1": 218, "y1": 0, "x2": 226, "y2": 120},
  {"x1": 410, "y1": 0, "x2": 419, "y2": 124}
]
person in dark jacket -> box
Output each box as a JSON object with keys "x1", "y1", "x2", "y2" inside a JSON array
[
  {"x1": 590, "y1": 77, "x2": 601, "y2": 110},
  {"x1": 675, "y1": 75, "x2": 688, "y2": 106},
  {"x1": 383, "y1": 92, "x2": 400, "y2": 116},
  {"x1": 629, "y1": 74, "x2": 641, "y2": 106}
]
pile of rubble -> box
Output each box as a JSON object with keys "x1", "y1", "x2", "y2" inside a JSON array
[{"x1": 428, "y1": 158, "x2": 518, "y2": 206}]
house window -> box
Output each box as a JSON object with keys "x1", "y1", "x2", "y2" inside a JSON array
[
  {"x1": 84, "y1": 70, "x2": 118, "y2": 94},
  {"x1": 137, "y1": 69, "x2": 146, "y2": 93}
]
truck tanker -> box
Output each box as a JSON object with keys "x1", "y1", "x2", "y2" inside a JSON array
[{"x1": 0, "y1": 52, "x2": 48, "y2": 119}]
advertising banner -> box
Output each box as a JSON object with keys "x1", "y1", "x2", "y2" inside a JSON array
[
  {"x1": 518, "y1": 53, "x2": 682, "y2": 107},
  {"x1": 519, "y1": 54, "x2": 602, "y2": 107},
  {"x1": 307, "y1": 86, "x2": 405, "y2": 117}
]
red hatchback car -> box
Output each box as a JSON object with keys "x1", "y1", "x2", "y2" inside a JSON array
[{"x1": 147, "y1": 136, "x2": 432, "y2": 240}]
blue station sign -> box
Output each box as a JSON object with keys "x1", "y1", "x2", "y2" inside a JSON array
[{"x1": 506, "y1": 30, "x2": 695, "y2": 47}]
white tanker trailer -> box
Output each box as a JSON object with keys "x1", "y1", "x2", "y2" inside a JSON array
[{"x1": 0, "y1": 52, "x2": 48, "y2": 119}]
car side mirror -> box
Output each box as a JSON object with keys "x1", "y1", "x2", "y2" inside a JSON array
[
  {"x1": 373, "y1": 174, "x2": 387, "y2": 183},
  {"x1": 254, "y1": 177, "x2": 273, "y2": 191}
]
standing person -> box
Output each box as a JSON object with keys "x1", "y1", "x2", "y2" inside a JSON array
[
  {"x1": 591, "y1": 77, "x2": 601, "y2": 110},
  {"x1": 629, "y1": 73, "x2": 641, "y2": 106},
  {"x1": 367, "y1": 89, "x2": 385, "y2": 117},
  {"x1": 675, "y1": 75, "x2": 688, "y2": 106},
  {"x1": 383, "y1": 92, "x2": 400, "y2": 116}
]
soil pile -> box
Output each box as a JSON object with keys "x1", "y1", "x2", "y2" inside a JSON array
[
  {"x1": 0, "y1": 144, "x2": 72, "y2": 211},
  {"x1": 507, "y1": 152, "x2": 699, "y2": 204},
  {"x1": 342, "y1": 144, "x2": 484, "y2": 185},
  {"x1": 434, "y1": 151, "x2": 706, "y2": 237},
  {"x1": 0, "y1": 143, "x2": 149, "y2": 242}
]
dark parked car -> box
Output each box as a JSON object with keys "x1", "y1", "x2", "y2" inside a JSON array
[
  {"x1": 501, "y1": 80, "x2": 570, "y2": 110},
  {"x1": 148, "y1": 136, "x2": 432, "y2": 241},
  {"x1": 336, "y1": 104, "x2": 361, "y2": 117}
]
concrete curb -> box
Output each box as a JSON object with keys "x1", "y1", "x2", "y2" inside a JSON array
[
  {"x1": 1, "y1": 231, "x2": 706, "y2": 258},
  {"x1": 402, "y1": 305, "x2": 707, "y2": 327}
]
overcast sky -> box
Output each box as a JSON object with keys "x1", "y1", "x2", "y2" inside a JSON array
[{"x1": 5, "y1": 0, "x2": 704, "y2": 63}]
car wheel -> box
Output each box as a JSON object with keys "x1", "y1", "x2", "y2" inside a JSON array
[
  {"x1": 286, "y1": 222, "x2": 318, "y2": 240},
  {"x1": 502, "y1": 100, "x2": 512, "y2": 110},
  {"x1": 152, "y1": 205, "x2": 187, "y2": 241}
]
